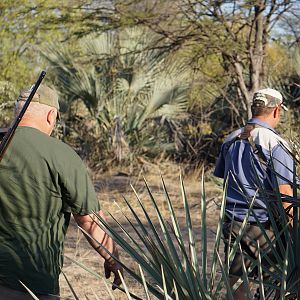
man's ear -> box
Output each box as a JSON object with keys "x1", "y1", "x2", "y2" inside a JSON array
[
  {"x1": 273, "y1": 106, "x2": 280, "y2": 118},
  {"x1": 47, "y1": 109, "x2": 56, "y2": 126}
]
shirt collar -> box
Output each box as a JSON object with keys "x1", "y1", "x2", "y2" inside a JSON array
[{"x1": 247, "y1": 118, "x2": 278, "y2": 134}]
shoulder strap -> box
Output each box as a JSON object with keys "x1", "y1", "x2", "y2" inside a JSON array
[
  {"x1": 223, "y1": 123, "x2": 267, "y2": 164},
  {"x1": 241, "y1": 124, "x2": 267, "y2": 164},
  {"x1": 239, "y1": 124, "x2": 257, "y2": 140}
]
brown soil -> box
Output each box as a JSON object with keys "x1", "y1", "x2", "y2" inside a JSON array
[{"x1": 60, "y1": 168, "x2": 223, "y2": 299}]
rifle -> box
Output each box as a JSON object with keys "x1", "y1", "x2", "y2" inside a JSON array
[{"x1": 0, "y1": 71, "x2": 46, "y2": 162}]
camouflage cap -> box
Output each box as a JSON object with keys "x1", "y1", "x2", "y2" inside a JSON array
[
  {"x1": 18, "y1": 84, "x2": 60, "y2": 119},
  {"x1": 18, "y1": 84, "x2": 60, "y2": 110},
  {"x1": 252, "y1": 88, "x2": 288, "y2": 111}
]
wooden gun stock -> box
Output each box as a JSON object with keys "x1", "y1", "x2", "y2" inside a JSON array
[
  {"x1": 0, "y1": 71, "x2": 46, "y2": 162},
  {"x1": 0, "y1": 128, "x2": 8, "y2": 141}
]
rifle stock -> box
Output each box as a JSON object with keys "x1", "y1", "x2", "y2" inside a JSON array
[{"x1": 0, "y1": 71, "x2": 46, "y2": 162}]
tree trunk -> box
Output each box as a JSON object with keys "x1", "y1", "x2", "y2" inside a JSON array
[{"x1": 248, "y1": 1, "x2": 266, "y2": 118}]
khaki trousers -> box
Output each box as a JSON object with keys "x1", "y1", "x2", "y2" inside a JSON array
[{"x1": 0, "y1": 285, "x2": 59, "y2": 300}]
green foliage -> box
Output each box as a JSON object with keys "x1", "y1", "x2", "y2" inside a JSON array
[
  {"x1": 0, "y1": 1, "x2": 59, "y2": 87},
  {"x1": 0, "y1": 0, "x2": 299, "y2": 169},
  {"x1": 0, "y1": 0, "x2": 84, "y2": 112},
  {"x1": 0, "y1": 81, "x2": 16, "y2": 126},
  {"x1": 266, "y1": 46, "x2": 300, "y2": 141}
]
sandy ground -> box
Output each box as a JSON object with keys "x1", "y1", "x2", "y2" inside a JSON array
[{"x1": 59, "y1": 167, "x2": 223, "y2": 299}]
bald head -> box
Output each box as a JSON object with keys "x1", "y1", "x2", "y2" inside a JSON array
[{"x1": 16, "y1": 101, "x2": 58, "y2": 135}]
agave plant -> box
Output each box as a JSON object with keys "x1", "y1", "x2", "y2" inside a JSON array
[
  {"x1": 43, "y1": 27, "x2": 190, "y2": 165},
  {"x1": 69, "y1": 173, "x2": 235, "y2": 300}
]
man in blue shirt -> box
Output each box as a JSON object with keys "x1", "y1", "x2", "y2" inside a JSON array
[{"x1": 214, "y1": 88, "x2": 293, "y2": 299}]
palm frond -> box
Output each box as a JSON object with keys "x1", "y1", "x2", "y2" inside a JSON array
[{"x1": 81, "y1": 32, "x2": 115, "y2": 57}]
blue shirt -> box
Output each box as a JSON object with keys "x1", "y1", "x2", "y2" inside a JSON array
[{"x1": 214, "y1": 118, "x2": 293, "y2": 222}]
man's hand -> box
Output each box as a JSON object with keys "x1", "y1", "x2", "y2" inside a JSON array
[
  {"x1": 73, "y1": 211, "x2": 124, "y2": 290},
  {"x1": 104, "y1": 253, "x2": 123, "y2": 290}
]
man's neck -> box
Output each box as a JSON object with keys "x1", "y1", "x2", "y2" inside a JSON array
[
  {"x1": 252, "y1": 116, "x2": 276, "y2": 129},
  {"x1": 19, "y1": 119, "x2": 50, "y2": 135}
]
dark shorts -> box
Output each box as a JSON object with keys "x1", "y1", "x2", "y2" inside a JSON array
[{"x1": 222, "y1": 220, "x2": 275, "y2": 278}]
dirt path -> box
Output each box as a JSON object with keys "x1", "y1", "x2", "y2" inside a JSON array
[{"x1": 60, "y1": 171, "x2": 223, "y2": 299}]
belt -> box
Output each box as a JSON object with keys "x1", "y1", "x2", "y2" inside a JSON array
[{"x1": 224, "y1": 216, "x2": 271, "y2": 229}]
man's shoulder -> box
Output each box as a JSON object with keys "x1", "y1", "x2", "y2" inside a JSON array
[
  {"x1": 251, "y1": 127, "x2": 290, "y2": 151},
  {"x1": 223, "y1": 128, "x2": 243, "y2": 145},
  {"x1": 29, "y1": 128, "x2": 75, "y2": 153},
  {"x1": 224, "y1": 128, "x2": 243, "y2": 142},
  {"x1": 16, "y1": 127, "x2": 81, "y2": 160},
  {"x1": 48, "y1": 136, "x2": 83, "y2": 162},
  {"x1": 48, "y1": 135, "x2": 73, "y2": 150}
]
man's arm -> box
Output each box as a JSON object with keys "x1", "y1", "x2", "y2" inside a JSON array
[
  {"x1": 279, "y1": 184, "x2": 293, "y2": 219},
  {"x1": 73, "y1": 210, "x2": 123, "y2": 289},
  {"x1": 279, "y1": 184, "x2": 292, "y2": 197},
  {"x1": 272, "y1": 142, "x2": 294, "y2": 221}
]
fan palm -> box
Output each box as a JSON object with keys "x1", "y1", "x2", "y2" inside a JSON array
[{"x1": 44, "y1": 27, "x2": 190, "y2": 164}]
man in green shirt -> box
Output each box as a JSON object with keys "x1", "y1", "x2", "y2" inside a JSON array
[{"x1": 0, "y1": 85, "x2": 123, "y2": 299}]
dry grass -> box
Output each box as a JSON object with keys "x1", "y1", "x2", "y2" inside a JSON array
[{"x1": 60, "y1": 164, "x2": 223, "y2": 299}]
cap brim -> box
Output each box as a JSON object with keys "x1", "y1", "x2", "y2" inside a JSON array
[{"x1": 281, "y1": 103, "x2": 288, "y2": 111}]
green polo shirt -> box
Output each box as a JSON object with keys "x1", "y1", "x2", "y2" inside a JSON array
[{"x1": 0, "y1": 126, "x2": 100, "y2": 295}]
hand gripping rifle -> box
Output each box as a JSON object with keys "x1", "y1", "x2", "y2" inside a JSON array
[{"x1": 0, "y1": 71, "x2": 46, "y2": 162}]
